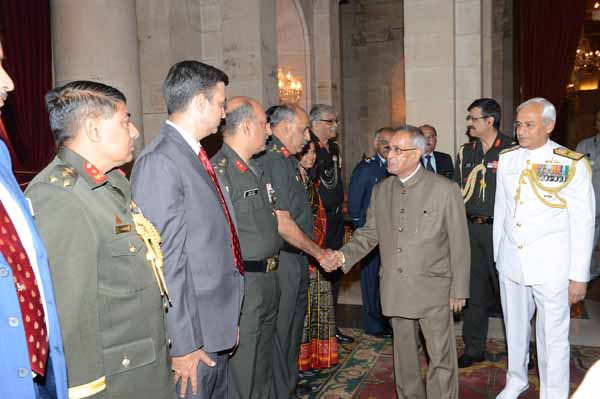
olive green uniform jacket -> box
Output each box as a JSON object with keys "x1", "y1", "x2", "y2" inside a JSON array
[{"x1": 26, "y1": 147, "x2": 175, "y2": 399}]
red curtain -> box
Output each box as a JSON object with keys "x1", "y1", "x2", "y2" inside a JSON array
[
  {"x1": 0, "y1": 119, "x2": 20, "y2": 169},
  {"x1": 0, "y1": 0, "x2": 54, "y2": 180},
  {"x1": 516, "y1": 0, "x2": 585, "y2": 146}
]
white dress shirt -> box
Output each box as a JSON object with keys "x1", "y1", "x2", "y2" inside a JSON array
[{"x1": 166, "y1": 120, "x2": 202, "y2": 156}]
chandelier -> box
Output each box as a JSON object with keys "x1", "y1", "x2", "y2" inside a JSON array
[
  {"x1": 277, "y1": 68, "x2": 303, "y2": 103},
  {"x1": 573, "y1": 37, "x2": 600, "y2": 73}
]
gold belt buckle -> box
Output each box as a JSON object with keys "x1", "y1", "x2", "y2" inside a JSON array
[{"x1": 266, "y1": 256, "x2": 279, "y2": 272}]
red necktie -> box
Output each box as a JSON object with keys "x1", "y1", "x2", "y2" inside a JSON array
[
  {"x1": 198, "y1": 148, "x2": 245, "y2": 275},
  {"x1": 0, "y1": 200, "x2": 49, "y2": 376}
]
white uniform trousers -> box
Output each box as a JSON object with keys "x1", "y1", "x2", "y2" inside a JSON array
[{"x1": 497, "y1": 274, "x2": 570, "y2": 399}]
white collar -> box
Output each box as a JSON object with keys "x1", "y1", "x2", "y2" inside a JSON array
[
  {"x1": 166, "y1": 120, "x2": 202, "y2": 155},
  {"x1": 400, "y1": 164, "x2": 421, "y2": 183}
]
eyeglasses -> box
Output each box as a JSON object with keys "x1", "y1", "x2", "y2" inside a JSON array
[
  {"x1": 319, "y1": 118, "x2": 339, "y2": 124},
  {"x1": 514, "y1": 121, "x2": 536, "y2": 129},
  {"x1": 466, "y1": 115, "x2": 490, "y2": 122},
  {"x1": 389, "y1": 146, "x2": 417, "y2": 155}
]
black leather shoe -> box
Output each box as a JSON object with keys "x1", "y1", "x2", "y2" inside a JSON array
[
  {"x1": 335, "y1": 329, "x2": 354, "y2": 344},
  {"x1": 295, "y1": 384, "x2": 318, "y2": 397},
  {"x1": 458, "y1": 353, "x2": 485, "y2": 368}
]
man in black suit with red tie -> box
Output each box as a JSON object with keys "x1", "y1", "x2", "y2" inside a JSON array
[{"x1": 420, "y1": 124, "x2": 454, "y2": 179}]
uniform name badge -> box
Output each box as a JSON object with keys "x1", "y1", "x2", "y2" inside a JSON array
[{"x1": 243, "y1": 188, "x2": 259, "y2": 198}]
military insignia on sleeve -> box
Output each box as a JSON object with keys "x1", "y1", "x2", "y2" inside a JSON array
[{"x1": 553, "y1": 147, "x2": 584, "y2": 161}]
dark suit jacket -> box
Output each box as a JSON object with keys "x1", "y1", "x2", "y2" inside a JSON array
[
  {"x1": 423, "y1": 151, "x2": 454, "y2": 179},
  {"x1": 131, "y1": 123, "x2": 244, "y2": 356}
]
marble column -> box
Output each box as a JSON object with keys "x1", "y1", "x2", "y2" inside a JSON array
[
  {"x1": 51, "y1": 0, "x2": 144, "y2": 151},
  {"x1": 136, "y1": 0, "x2": 205, "y2": 145},
  {"x1": 404, "y1": 0, "x2": 493, "y2": 157},
  {"x1": 221, "y1": 0, "x2": 278, "y2": 107}
]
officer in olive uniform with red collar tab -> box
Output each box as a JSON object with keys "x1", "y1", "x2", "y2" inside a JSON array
[
  {"x1": 211, "y1": 97, "x2": 283, "y2": 399},
  {"x1": 454, "y1": 98, "x2": 515, "y2": 368},
  {"x1": 26, "y1": 81, "x2": 175, "y2": 399}
]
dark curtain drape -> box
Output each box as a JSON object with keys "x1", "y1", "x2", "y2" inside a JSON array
[
  {"x1": 515, "y1": 0, "x2": 585, "y2": 146},
  {"x1": 0, "y1": 0, "x2": 54, "y2": 180}
]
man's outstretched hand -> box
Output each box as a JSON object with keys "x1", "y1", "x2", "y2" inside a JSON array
[{"x1": 318, "y1": 249, "x2": 344, "y2": 272}]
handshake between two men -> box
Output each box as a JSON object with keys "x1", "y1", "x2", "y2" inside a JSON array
[
  {"x1": 317, "y1": 249, "x2": 345, "y2": 272},
  {"x1": 316, "y1": 247, "x2": 466, "y2": 313}
]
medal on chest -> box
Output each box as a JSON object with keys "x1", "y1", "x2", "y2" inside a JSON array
[{"x1": 532, "y1": 162, "x2": 569, "y2": 183}]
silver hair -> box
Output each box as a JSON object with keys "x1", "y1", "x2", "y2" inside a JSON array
[
  {"x1": 394, "y1": 125, "x2": 427, "y2": 154},
  {"x1": 309, "y1": 104, "x2": 337, "y2": 125},
  {"x1": 516, "y1": 97, "x2": 556, "y2": 123}
]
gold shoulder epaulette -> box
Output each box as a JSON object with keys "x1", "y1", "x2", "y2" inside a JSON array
[
  {"x1": 553, "y1": 147, "x2": 584, "y2": 161},
  {"x1": 500, "y1": 145, "x2": 520, "y2": 155},
  {"x1": 47, "y1": 165, "x2": 78, "y2": 189}
]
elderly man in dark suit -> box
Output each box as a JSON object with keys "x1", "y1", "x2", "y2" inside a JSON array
[
  {"x1": 419, "y1": 124, "x2": 454, "y2": 179},
  {"x1": 131, "y1": 61, "x2": 244, "y2": 399},
  {"x1": 324, "y1": 125, "x2": 470, "y2": 399}
]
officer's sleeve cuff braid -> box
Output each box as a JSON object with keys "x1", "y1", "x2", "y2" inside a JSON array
[{"x1": 68, "y1": 376, "x2": 106, "y2": 399}]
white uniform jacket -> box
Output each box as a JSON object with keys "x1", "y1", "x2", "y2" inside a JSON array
[{"x1": 493, "y1": 140, "x2": 595, "y2": 285}]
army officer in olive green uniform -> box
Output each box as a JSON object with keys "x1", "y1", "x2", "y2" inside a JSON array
[
  {"x1": 26, "y1": 81, "x2": 175, "y2": 399},
  {"x1": 211, "y1": 97, "x2": 283, "y2": 399}
]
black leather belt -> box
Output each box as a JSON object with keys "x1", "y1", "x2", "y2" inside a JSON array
[
  {"x1": 467, "y1": 214, "x2": 494, "y2": 224},
  {"x1": 244, "y1": 256, "x2": 278, "y2": 273}
]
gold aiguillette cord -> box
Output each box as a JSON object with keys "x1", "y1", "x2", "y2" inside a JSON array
[{"x1": 130, "y1": 201, "x2": 172, "y2": 306}]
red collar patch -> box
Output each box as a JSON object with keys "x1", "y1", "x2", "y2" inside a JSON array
[
  {"x1": 494, "y1": 138, "x2": 501, "y2": 148},
  {"x1": 281, "y1": 146, "x2": 290, "y2": 158},
  {"x1": 84, "y1": 162, "x2": 107, "y2": 184},
  {"x1": 117, "y1": 168, "x2": 126, "y2": 177},
  {"x1": 234, "y1": 159, "x2": 248, "y2": 173},
  {"x1": 471, "y1": 141, "x2": 476, "y2": 150}
]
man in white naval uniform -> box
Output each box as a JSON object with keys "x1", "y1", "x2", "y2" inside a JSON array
[{"x1": 493, "y1": 97, "x2": 594, "y2": 399}]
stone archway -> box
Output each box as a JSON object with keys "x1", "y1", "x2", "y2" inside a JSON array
[{"x1": 276, "y1": 0, "x2": 312, "y2": 110}]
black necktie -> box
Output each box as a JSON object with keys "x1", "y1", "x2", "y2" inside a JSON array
[{"x1": 425, "y1": 155, "x2": 434, "y2": 172}]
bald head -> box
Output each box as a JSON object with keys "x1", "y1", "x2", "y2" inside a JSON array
[
  {"x1": 222, "y1": 96, "x2": 259, "y2": 135},
  {"x1": 221, "y1": 96, "x2": 270, "y2": 157}
]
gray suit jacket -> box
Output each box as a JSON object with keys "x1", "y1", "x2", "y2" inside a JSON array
[
  {"x1": 131, "y1": 122, "x2": 244, "y2": 355},
  {"x1": 341, "y1": 166, "x2": 470, "y2": 318}
]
